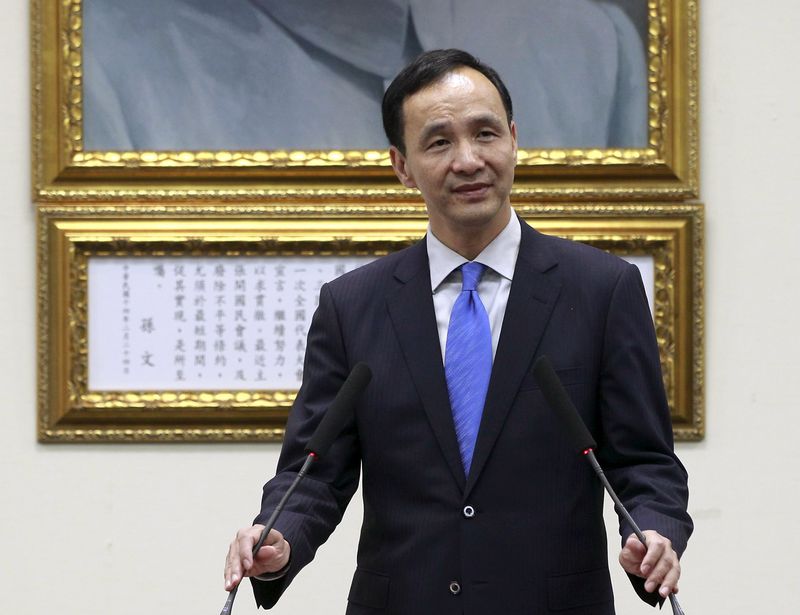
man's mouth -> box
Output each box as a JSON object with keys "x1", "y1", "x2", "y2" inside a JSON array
[{"x1": 452, "y1": 182, "x2": 491, "y2": 198}]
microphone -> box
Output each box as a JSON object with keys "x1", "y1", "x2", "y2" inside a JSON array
[
  {"x1": 306, "y1": 362, "x2": 372, "y2": 457},
  {"x1": 531, "y1": 356, "x2": 596, "y2": 454},
  {"x1": 220, "y1": 362, "x2": 372, "y2": 615},
  {"x1": 531, "y1": 356, "x2": 686, "y2": 615}
]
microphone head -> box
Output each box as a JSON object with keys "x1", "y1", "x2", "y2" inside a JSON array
[
  {"x1": 305, "y1": 362, "x2": 372, "y2": 458},
  {"x1": 532, "y1": 355, "x2": 597, "y2": 453}
]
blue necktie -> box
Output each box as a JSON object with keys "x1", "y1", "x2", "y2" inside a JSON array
[{"x1": 445, "y1": 262, "x2": 492, "y2": 475}]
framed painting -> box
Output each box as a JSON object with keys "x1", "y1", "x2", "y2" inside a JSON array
[
  {"x1": 37, "y1": 202, "x2": 704, "y2": 442},
  {"x1": 31, "y1": 0, "x2": 698, "y2": 201}
]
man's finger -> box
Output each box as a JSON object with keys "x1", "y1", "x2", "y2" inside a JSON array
[
  {"x1": 640, "y1": 541, "x2": 666, "y2": 576},
  {"x1": 235, "y1": 529, "x2": 256, "y2": 579},
  {"x1": 224, "y1": 534, "x2": 244, "y2": 590},
  {"x1": 657, "y1": 563, "x2": 681, "y2": 598},
  {"x1": 253, "y1": 530, "x2": 290, "y2": 572},
  {"x1": 263, "y1": 528, "x2": 284, "y2": 547},
  {"x1": 643, "y1": 552, "x2": 672, "y2": 591},
  {"x1": 618, "y1": 534, "x2": 647, "y2": 576},
  {"x1": 237, "y1": 526, "x2": 264, "y2": 571},
  {"x1": 224, "y1": 525, "x2": 264, "y2": 590},
  {"x1": 618, "y1": 530, "x2": 683, "y2": 598},
  {"x1": 644, "y1": 548, "x2": 680, "y2": 596}
]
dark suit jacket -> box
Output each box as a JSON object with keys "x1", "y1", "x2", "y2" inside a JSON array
[{"x1": 252, "y1": 219, "x2": 692, "y2": 614}]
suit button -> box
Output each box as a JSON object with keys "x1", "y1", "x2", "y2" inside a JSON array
[
  {"x1": 463, "y1": 505, "x2": 475, "y2": 518},
  {"x1": 449, "y1": 581, "x2": 461, "y2": 595}
]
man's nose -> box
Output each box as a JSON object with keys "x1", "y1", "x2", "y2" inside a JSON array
[{"x1": 451, "y1": 141, "x2": 484, "y2": 174}]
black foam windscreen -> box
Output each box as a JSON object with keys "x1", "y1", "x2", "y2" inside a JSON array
[
  {"x1": 305, "y1": 362, "x2": 372, "y2": 458},
  {"x1": 532, "y1": 355, "x2": 597, "y2": 453}
]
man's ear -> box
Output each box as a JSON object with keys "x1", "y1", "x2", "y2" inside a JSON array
[
  {"x1": 389, "y1": 146, "x2": 417, "y2": 189},
  {"x1": 509, "y1": 120, "x2": 519, "y2": 162}
]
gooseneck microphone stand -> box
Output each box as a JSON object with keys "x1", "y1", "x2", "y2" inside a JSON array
[
  {"x1": 219, "y1": 453, "x2": 316, "y2": 615},
  {"x1": 583, "y1": 448, "x2": 686, "y2": 615},
  {"x1": 218, "y1": 363, "x2": 372, "y2": 615},
  {"x1": 533, "y1": 356, "x2": 687, "y2": 615}
]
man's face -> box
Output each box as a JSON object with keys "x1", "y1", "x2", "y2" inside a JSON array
[{"x1": 390, "y1": 67, "x2": 518, "y2": 250}]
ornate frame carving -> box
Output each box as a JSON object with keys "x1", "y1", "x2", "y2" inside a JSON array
[
  {"x1": 37, "y1": 203, "x2": 704, "y2": 442},
  {"x1": 31, "y1": 0, "x2": 698, "y2": 201}
]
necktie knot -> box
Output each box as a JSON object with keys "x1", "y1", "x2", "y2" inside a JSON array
[{"x1": 460, "y1": 262, "x2": 485, "y2": 292}]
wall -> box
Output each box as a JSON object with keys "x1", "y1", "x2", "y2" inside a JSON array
[{"x1": 2, "y1": 1, "x2": 798, "y2": 613}]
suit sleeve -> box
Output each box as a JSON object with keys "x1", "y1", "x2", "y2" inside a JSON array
[
  {"x1": 595, "y1": 263, "x2": 693, "y2": 606},
  {"x1": 251, "y1": 283, "x2": 361, "y2": 608}
]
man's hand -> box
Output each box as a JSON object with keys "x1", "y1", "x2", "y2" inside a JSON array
[
  {"x1": 224, "y1": 525, "x2": 291, "y2": 591},
  {"x1": 619, "y1": 530, "x2": 680, "y2": 599}
]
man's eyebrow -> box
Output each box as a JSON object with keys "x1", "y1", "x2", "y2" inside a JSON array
[
  {"x1": 418, "y1": 113, "x2": 506, "y2": 145},
  {"x1": 418, "y1": 120, "x2": 450, "y2": 145},
  {"x1": 470, "y1": 113, "x2": 506, "y2": 129}
]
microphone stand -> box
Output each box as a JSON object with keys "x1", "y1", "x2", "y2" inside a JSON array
[
  {"x1": 219, "y1": 452, "x2": 317, "y2": 615},
  {"x1": 217, "y1": 362, "x2": 372, "y2": 615},
  {"x1": 533, "y1": 355, "x2": 687, "y2": 615},
  {"x1": 583, "y1": 449, "x2": 686, "y2": 615}
]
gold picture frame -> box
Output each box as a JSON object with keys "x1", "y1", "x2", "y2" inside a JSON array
[
  {"x1": 37, "y1": 203, "x2": 704, "y2": 442},
  {"x1": 31, "y1": 0, "x2": 698, "y2": 202}
]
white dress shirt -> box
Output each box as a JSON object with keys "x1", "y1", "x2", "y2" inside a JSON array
[{"x1": 426, "y1": 212, "x2": 522, "y2": 364}]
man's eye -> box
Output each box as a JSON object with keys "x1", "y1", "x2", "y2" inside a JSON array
[
  {"x1": 428, "y1": 139, "x2": 449, "y2": 149},
  {"x1": 477, "y1": 130, "x2": 498, "y2": 140}
]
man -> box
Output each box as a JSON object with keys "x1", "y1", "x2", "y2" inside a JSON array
[{"x1": 225, "y1": 50, "x2": 691, "y2": 614}]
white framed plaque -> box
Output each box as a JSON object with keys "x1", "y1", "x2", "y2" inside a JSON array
[
  {"x1": 88, "y1": 256, "x2": 372, "y2": 391},
  {"x1": 37, "y1": 204, "x2": 703, "y2": 442}
]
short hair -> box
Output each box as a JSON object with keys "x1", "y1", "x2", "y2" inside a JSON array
[{"x1": 382, "y1": 49, "x2": 514, "y2": 155}]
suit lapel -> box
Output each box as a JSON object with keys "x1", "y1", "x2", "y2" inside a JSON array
[
  {"x1": 465, "y1": 221, "x2": 562, "y2": 497},
  {"x1": 386, "y1": 240, "x2": 467, "y2": 490}
]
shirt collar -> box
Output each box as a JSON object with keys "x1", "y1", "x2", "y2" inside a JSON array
[{"x1": 427, "y1": 211, "x2": 521, "y2": 291}]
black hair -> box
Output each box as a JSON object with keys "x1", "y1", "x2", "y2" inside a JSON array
[{"x1": 382, "y1": 49, "x2": 514, "y2": 155}]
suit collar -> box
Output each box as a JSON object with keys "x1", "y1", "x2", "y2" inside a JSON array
[
  {"x1": 386, "y1": 220, "x2": 563, "y2": 495},
  {"x1": 465, "y1": 219, "x2": 562, "y2": 496},
  {"x1": 387, "y1": 240, "x2": 468, "y2": 489}
]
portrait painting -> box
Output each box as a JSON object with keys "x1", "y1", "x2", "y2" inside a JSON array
[
  {"x1": 81, "y1": 0, "x2": 649, "y2": 152},
  {"x1": 33, "y1": 0, "x2": 696, "y2": 199}
]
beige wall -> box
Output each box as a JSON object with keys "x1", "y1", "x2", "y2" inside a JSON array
[{"x1": 3, "y1": 1, "x2": 799, "y2": 613}]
